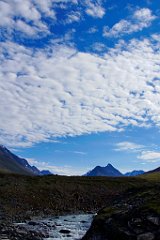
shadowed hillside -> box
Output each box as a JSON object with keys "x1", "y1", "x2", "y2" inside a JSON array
[
  {"x1": 83, "y1": 172, "x2": 160, "y2": 240},
  {"x1": 0, "y1": 146, "x2": 52, "y2": 176},
  {"x1": 0, "y1": 172, "x2": 158, "y2": 223}
]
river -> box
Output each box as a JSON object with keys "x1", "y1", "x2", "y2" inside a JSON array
[
  {"x1": 45, "y1": 214, "x2": 94, "y2": 239},
  {"x1": 13, "y1": 214, "x2": 94, "y2": 240}
]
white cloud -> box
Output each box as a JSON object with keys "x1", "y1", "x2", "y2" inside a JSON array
[
  {"x1": 65, "y1": 11, "x2": 82, "y2": 24},
  {"x1": 54, "y1": 150, "x2": 87, "y2": 155},
  {"x1": 16, "y1": 20, "x2": 38, "y2": 36},
  {"x1": 115, "y1": 142, "x2": 160, "y2": 163},
  {"x1": 0, "y1": 36, "x2": 160, "y2": 147},
  {"x1": 115, "y1": 142, "x2": 144, "y2": 152},
  {"x1": 85, "y1": 0, "x2": 105, "y2": 18},
  {"x1": 26, "y1": 158, "x2": 88, "y2": 175},
  {"x1": 70, "y1": 151, "x2": 87, "y2": 155},
  {"x1": 0, "y1": 0, "x2": 54, "y2": 37},
  {"x1": 26, "y1": 158, "x2": 40, "y2": 166},
  {"x1": 138, "y1": 151, "x2": 160, "y2": 162},
  {"x1": 0, "y1": 0, "x2": 80, "y2": 37},
  {"x1": 103, "y1": 8, "x2": 156, "y2": 38},
  {"x1": 92, "y1": 42, "x2": 107, "y2": 52},
  {"x1": 88, "y1": 27, "x2": 98, "y2": 34},
  {"x1": 0, "y1": 0, "x2": 105, "y2": 38}
]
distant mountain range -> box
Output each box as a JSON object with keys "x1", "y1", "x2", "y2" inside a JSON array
[
  {"x1": 85, "y1": 164, "x2": 123, "y2": 177},
  {"x1": 0, "y1": 145, "x2": 52, "y2": 176},
  {"x1": 0, "y1": 145, "x2": 159, "y2": 177},
  {"x1": 124, "y1": 170, "x2": 145, "y2": 176},
  {"x1": 85, "y1": 164, "x2": 145, "y2": 177}
]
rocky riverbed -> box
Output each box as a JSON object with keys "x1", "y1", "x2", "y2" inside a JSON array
[{"x1": 0, "y1": 214, "x2": 94, "y2": 240}]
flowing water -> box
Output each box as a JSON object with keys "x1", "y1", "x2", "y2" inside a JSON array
[
  {"x1": 45, "y1": 214, "x2": 94, "y2": 239},
  {"x1": 14, "y1": 214, "x2": 94, "y2": 240}
]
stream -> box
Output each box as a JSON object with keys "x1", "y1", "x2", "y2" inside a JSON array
[
  {"x1": 45, "y1": 214, "x2": 94, "y2": 239},
  {"x1": 13, "y1": 214, "x2": 94, "y2": 240}
]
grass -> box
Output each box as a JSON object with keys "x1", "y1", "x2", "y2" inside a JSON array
[
  {"x1": 93, "y1": 173, "x2": 160, "y2": 221},
  {"x1": 0, "y1": 172, "x2": 159, "y2": 222},
  {"x1": 139, "y1": 172, "x2": 160, "y2": 182}
]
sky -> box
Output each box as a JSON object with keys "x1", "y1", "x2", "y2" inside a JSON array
[{"x1": 0, "y1": 0, "x2": 160, "y2": 175}]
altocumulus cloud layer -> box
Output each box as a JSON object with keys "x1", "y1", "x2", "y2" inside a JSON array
[
  {"x1": 0, "y1": 0, "x2": 105, "y2": 38},
  {"x1": 0, "y1": 35, "x2": 160, "y2": 147}
]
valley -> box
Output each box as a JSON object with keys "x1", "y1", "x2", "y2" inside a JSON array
[
  {"x1": 0, "y1": 145, "x2": 159, "y2": 239},
  {"x1": 0, "y1": 171, "x2": 159, "y2": 239}
]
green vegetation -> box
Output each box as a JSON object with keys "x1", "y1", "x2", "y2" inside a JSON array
[
  {"x1": 82, "y1": 173, "x2": 160, "y2": 240},
  {"x1": 0, "y1": 172, "x2": 159, "y2": 222},
  {"x1": 140, "y1": 171, "x2": 160, "y2": 182}
]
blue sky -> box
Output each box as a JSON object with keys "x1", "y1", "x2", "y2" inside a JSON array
[{"x1": 0, "y1": 0, "x2": 160, "y2": 175}]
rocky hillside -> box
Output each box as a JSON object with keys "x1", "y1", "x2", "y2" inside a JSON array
[{"x1": 83, "y1": 172, "x2": 160, "y2": 240}]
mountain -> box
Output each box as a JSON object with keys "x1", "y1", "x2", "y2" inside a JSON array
[
  {"x1": 85, "y1": 164, "x2": 123, "y2": 177},
  {"x1": 124, "y1": 170, "x2": 145, "y2": 176},
  {"x1": 0, "y1": 145, "x2": 53, "y2": 176},
  {"x1": 40, "y1": 170, "x2": 53, "y2": 175},
  {"x1": 146, "y1": 167, "x2": 160, "y2": 174}
]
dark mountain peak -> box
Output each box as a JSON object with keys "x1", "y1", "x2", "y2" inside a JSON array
[
  {"x1": 0, "y1": 144, "x2": 5, "y2": 149},
  {"x1": 0, "y1": 145, "x2": 10, "y2": 153},
  {"x1": 85, "y1": 164, "x2": 123, "y2": 177},
  {"x1": 105, "y1": 163, "x2": 115, "y2": 169},
  {"x1": 106, "y1": 163, "x2": 113, "y2": 167},
  {"x1": 0, "y1": 144, "x2": 6, "y2": 149}
]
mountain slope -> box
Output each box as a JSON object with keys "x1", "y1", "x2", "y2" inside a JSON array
[
  {"x1": 0, "y1": 145, "x2": 35, "y2": 175},
  {"x1": 0, "y1": 145, "x2": 53, "y2": 175},
  {"x1": 40, "y1": 170, "x2": 53, "y2": 175},
  {"x1": 147, "y1": 166, "x2": 160, "y2": 174},
  {"x1": 85, "y1": 164, "x2": 123, "y2": 177}
]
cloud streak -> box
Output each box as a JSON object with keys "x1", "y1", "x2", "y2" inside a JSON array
[
  {"x1": 26, "y1": 158, "x2": 88, "y2": 175},
  {"x1": 115, "y1": 142, "x2": 144, "y2": 152},
  {"x1": 103, "y1": 8, "x2": 156, "y2": 38},
  {"x1": 138, "y1": 151, "x2": 160, "y2": 162}
]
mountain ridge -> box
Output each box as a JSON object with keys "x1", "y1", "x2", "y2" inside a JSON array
[
  {"x1": 85, "y1": 163, "x2": 123, "y2": 177},
  {"x1": 0, "y1": 145, "x2": 52, "y2": 176},
  {"x1": 85, "y1": 164, "x2": 146, "y2": 177},
  {"x1": 124, "y1": 170, "x2": 145, "y2": 176}
]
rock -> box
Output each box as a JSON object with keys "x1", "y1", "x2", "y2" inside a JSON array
[
  {"x1": 128, "y1": 218, "x2": 144, "y2": 234},
  {"x1": 59, "y1": 229, "x2": 71, "y2": 234},
  {"x1": 137, "y1": 232, "x2": 155, "y2": 240},
  {"x1": 28, "y1": 221, "x2": 38, "y2": 226},
  {"x1": 147, "y1": 217, "x2": 159, "y2": 226},
  {"x1": 105, "y1": 218, "x2": 112, "y2": 224}
]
